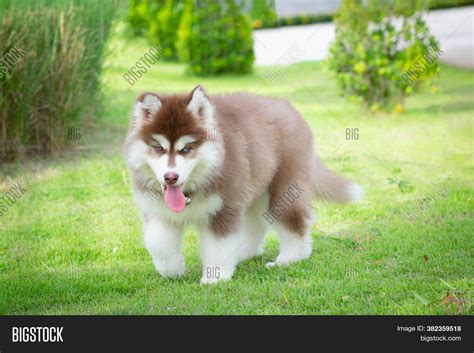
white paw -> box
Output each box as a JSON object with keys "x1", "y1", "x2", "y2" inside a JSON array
[
  {"x1": 265, "y1": 261, "x2": 281, "y2": 268},
  {"x1": 200, "y1": 276, "x2": 221, "y2": 285},
  {"x1": 200, "y1": 266, "x2": 233, "y2": 285},
  {"x1": 153, "y1": 255, "x2": 185, "y2": 278}
]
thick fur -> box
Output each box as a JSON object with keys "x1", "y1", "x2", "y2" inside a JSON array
[{"x1": 124, "y1": 86, "x2": 362, "y2": 284}]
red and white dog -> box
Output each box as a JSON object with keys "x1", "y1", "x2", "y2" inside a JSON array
[{"x1": 124, "y1": 86, "x2": 362, "y2": 284}]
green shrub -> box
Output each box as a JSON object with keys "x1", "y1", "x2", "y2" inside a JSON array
[
  {"x1": 127, "y1": 0, "x2": 153, "y2": 37},
  {"x1": 251, "y1": 0, "x2": 277, "y2": 28},
  {"x1": 327, "y1": 0, "x2": 441, "y2": 112},
  {"x1": 428, "y1": 0, "x2": 474, "y2": 9},
  {"x1": 176, "y1": 0, "x2": 194, "y2": 62},
  {"x1": 252, "y1": 14, "x2": 333, "y2": 29},
  {"x1": 188, "y1": 0, "x2": 255, "y2": 75},
  {"x1": 128, "y1": 0, "x2": 183, "y2": 61},
  {"x1": 149, "y1": 0, "x2": 185, "y2": 60},
  {"x1": 0, "y1": 0, "x2": 115, "y2": 160}
]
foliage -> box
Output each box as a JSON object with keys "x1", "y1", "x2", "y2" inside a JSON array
[
  {"x1": 0, "y1": 0, "x2": 115, "y2": 160},
  {"x1": 127, "y1": 0, "x2": 183, "y2": 61},
  {"x1": 386, "y1": 168, "x2": 415, "y2": 193},
  {"x1": 253, "y1": 13, "x2": 333, "y2": 29},
  {"x1": 149, "y1": 0, "x2": 185, "y2": 60},
  {"x1": 428, "y1": 0, "x2": 474, "y2": 9},
  {"x1": 274, "y1": 14, "x2": 332, "y2": 27},
  {"x1": 127, "y1": 0, "x2": 153, "y2": 37},
  {"x1": 187, "y1": 0, "x2": 255, "y2": 75},
  {"x1": 327, "y1": 0, "x2": 441, "y2": 112},
  {"x1": 176, "y1": 0, "x2": 194, "y2": 62},
  {"x1": 250, "y1": 0, "x2": 278, "y2": 28}
]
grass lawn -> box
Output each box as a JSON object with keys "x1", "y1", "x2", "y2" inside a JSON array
[{"x1": 0, "y1": 31, "x2": 472, "y2": 315}]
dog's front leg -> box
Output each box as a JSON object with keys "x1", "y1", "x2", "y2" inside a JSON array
[
  {"x1": 143, "y1": 218, "x2": 185, "y2": 278},
  {"x1": 200, "y1": 230, "x2": 243, "y2": 284},
  {"x1": 200, "y1": 211, "x2": 244, "y2": 284}
]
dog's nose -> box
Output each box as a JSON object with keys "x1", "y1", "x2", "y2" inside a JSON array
[{"x1": 164, "y1": 172, "x2": 179, "y2": 185}]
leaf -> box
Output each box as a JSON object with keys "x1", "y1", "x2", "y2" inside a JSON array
[
  {"x1": 386, "y1": 177, "x2": 397, "y2": 184},
  {"x1": 440, "y1": 292, "x2": 454, "y2": 305},
  {"x1": 392, "y1": 167, "x2": 401, "y2": 174},
  {"x1": 398, "y1": 180, "x2": 414, "y2": 193},
  {"x1": 412, "y1": 291, "x2": 429, "y2": 305},
  {"x1": 439, "y1": 278, "x2": 455, "y2": 290},
  {"x1": 398, "y1": 180, "x2": 409, "y2": 187}
]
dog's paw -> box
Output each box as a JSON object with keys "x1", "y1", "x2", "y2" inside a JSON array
[
  {"x1": 153, "y1": 255, "x2": 185, "y2": 278},
  {"x1": 200, "y1": 276, "x2": 219, "y2": 285},
  {"x1": 265, "y1": 261, "x2": 280, "y2": 269},
  {"x1": 265, "y1": 259, "x2": 292, "y2": 268},
  {"x1": 201, "y1": 266, "x2": 234, "y2": 284},
  {"x1": 199, "y1": 276, "x2": 231, "y2": 285}
]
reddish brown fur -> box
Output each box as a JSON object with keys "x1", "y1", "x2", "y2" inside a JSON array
[{"x1": 138, "y1": 93, "x2": 208, "y2": 150}]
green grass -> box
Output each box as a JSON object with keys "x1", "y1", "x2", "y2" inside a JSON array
[{"x1": 0, "y1": 29, "x2": 472, "y2": 315}]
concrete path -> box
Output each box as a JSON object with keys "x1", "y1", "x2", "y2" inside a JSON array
[{"x1": 254, "y1": 6, "x2": 474, "y2": 69}]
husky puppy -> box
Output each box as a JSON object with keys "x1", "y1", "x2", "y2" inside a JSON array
[{"x1": 124, "y1": 86, "x2": 362, "y2": 284}]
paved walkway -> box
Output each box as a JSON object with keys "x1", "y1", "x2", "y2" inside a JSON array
[{"x1": 254, "y1": 6, "x2": 474, "y2": 69}]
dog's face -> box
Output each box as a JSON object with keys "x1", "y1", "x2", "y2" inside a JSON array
[{"x1": 126, "y1": 85, "x2": 221, "y2": 213}]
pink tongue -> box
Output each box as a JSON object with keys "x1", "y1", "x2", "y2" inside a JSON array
[{"x1": 164, "y1": 185, "x2": 186, "y2": 213}]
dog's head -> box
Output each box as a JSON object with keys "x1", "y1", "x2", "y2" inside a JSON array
[{"x1": 125, "y1": 85, "x2": 222, "y2": 213}]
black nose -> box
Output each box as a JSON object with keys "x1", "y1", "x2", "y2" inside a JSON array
[{"x1": 164, "y1": 172, "x2": 179, "y2": 185}]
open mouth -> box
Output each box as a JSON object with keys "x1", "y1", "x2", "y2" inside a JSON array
[{"x1": 162, "y1": 184, "x2": 192, "y2": 213}]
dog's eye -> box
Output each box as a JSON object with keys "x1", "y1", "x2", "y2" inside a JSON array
[
  {"x1": 180, "y1": 146, "x2": 193, "y2": 154},
  {"x1": 154, "y1": 144, "x2": 164, "y2": 153}
]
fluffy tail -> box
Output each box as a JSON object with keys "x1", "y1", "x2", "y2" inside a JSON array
[{"x1": 313, "y1": 156, "x2": 363, "y2": 203}]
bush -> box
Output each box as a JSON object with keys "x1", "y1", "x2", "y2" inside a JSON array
[
  {"x1": 328, "y1": 0, "x2": 440, "y2": 112},
  {"x1": 0, "y1": 0, "x2": 115, "y2": 160},
  {"x1": 275, "y1": 14, "x2": 332, "y2": 27},
  {"x1": 176, "y1": 0, "x2": 194, "y2": 62},
  {"x1": 188, "y1": 0, "x2": 255, "y2": 75},
  {"x1": 128, "y1": 0, "x2": 183, "y2": 61},
  {"x1": 428, "y1": 0, "x2": 474, "y2": 9},
  {"x1": 251, "y1": 0, "x2": 278, "y2": 28},
  {"x1": 127, "y1": 0, "x2": 154, "y2": 37},
  {"x1": 149, "y1": 0, "x2": 185, "y2": 60}
]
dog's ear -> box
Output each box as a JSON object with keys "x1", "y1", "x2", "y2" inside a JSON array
[
  {"x1": 187, "y1": 85, "x2": 214, "y2": 124},
  {"x1": 133, "y1": 93, "x2": 161, "y2": 123}
]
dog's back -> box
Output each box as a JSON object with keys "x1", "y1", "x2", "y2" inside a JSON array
[{"x1": 210, "y1": 93, "x2": 360, "y2": 234}]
